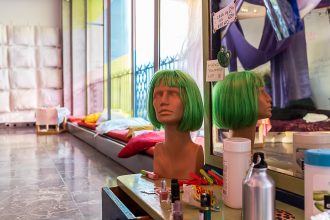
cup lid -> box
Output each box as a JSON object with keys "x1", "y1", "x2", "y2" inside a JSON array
[
  {"x1": 305, "y1": 149, "x2": 330, "y2": 167},
  {"x1": 223, "y1": 137, "x2": 251, "y2": 152}
]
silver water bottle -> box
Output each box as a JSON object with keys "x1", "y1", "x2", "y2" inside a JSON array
[{"x1": 242, "y1": 152, "x2": 275, "y2": 220}]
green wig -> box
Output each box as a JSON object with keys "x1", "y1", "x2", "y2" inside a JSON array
[
  {"x1": 212, "y1": 70, "x2": 264, "y2": 130},
  {"x1": 147, "y1": 69, "x2": 204, "y2": 131}
]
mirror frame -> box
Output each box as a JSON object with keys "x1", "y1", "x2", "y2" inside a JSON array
[{"x1": 202, "y1": 0, "x2": 304, "y2": 196}]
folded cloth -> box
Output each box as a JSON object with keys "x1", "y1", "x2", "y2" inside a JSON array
[
  {"x1": 303, "y1": 113, "x2": 328, "y2": 123},
  {"x1": 96, "y1": 117, "x2": 151, "y2": 135},
  {"x1": 127, "y1": 125, "x2": 154, "y2": 137},
  {"x1": 311, "y1": 212, "x2": 330, "y2": 220}
]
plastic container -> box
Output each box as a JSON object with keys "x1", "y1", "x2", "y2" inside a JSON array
[
  {"x1": 304, "y1": 149, "x2": 330, "y2": 219},
  {"x1": 223, "y1": 137, "x2": 251, "y2": 209},
  {"x1": 293, "y1": 132, "x2": 330, "y2": 174}
]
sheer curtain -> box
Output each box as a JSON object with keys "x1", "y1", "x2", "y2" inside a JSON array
[{"x1": 177, "y1": 0, "x2": 203, "y2": 92}]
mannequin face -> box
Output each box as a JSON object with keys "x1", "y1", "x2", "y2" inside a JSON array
[
  {"x1": 153, "y1": 82, "x2": 184, "y2": 126},
  {"x1": 258, "y1": 87, "x2": 272, "y2": 119}
]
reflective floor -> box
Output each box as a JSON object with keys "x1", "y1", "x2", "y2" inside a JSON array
[{"x1": 0, "y1": 128, "x2": 131, "y2": 220}]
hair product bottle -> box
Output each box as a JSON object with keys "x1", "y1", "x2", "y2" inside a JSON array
[{"x1": 223, "y1": 137, "x2": 251, "y2": 209}]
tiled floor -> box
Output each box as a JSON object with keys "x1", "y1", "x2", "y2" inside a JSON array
[{"x1": 0, "y1": 128, "x2": 131, "y2": 220}]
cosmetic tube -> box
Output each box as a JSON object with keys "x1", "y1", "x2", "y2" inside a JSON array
[
  {"x1": 200, "y1": 193, "x2": 211, "y2": 220},
  {"x1": 140, "y1": 170, "x2": 159, "y2": 180}
]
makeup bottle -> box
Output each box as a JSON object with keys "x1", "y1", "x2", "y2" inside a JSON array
[
  {"x1": 200, "y1": 193, "x2": 211, "y2": 220},
  {"x1": 171, "y1": 179, "x2": 180, "y2": 211},
  {"x1": 159, "y1": 179, "x2": 169, "y2": 202},
  {"x1": 172, "y1": 200, "x2": 183, "y2": 220}
]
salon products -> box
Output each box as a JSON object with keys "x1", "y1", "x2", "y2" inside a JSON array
[
  {"x1": 293, "y1": 132, "x2": 330, "y2": 174},
  {"x1": 199, "y1": 169, "x2": 214, "y2": 185},
  {"x1": 171, "y1": 179, "x2": 180, "y2": 203},
  {"x1": 242, "y1": 152, "x2": 275, "y2": 220},
  {"x1": 222, "y1": 137, "x2": 251, "y2": 208},
  {"x1": 159, "y1": 179, "x2": 169, "y2": 202},
  {"x1": 172, "y1": 200, "x2": 183, "y2": 220},
  {"x1": 305, "y1": 149, "x2": 330, "y2": 219},
  {"x1": 140, "y1": 170, "x2": 159, "y2": 180},
  {"x1": 199, "y1": 193, "x2": 211, "y2": 220}
]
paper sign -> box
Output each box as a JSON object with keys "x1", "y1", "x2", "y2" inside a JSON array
[
  {"x1": 206, "y1": 60, "x2": 225, "y2": 82},
  {"x1": 213, "y1": 1, "x2": 236, "y2": 32}
]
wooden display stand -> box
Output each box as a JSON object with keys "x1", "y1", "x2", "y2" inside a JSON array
[{"x1": 35, "y1": 107, "x2": 67, "y2": 135}]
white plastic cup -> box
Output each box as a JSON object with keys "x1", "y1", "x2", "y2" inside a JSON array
[
  {"x1": 304, "y1": 149, "x2": 330, "y2": 219},
  {"x1": 223, "y1": 137, "x2": 251, "y2": 209}
]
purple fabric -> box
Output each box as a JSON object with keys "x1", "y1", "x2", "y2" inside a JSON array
[
  {"x1": 222, "y1": 1, "x2": 314, "y2": 107},
  {"x1": 271, "y1": 29, "x2": 312, "y2": 107}
]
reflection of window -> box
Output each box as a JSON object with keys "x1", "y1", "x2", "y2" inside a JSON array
[{"x1": 87, "y1": 0, "x2": 105, "y2": 114}]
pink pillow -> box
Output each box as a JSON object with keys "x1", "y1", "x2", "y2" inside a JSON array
[
  {"x1": 105, "y1": 129, "x2": 130, "y2": 143},
  {"x1": 118, "y1": 131, "x2": 164, "y2": 158}
]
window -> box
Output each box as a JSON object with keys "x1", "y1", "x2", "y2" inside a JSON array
[{"x1": 87, "y1": 0, "x2": 105, "y2": 114}]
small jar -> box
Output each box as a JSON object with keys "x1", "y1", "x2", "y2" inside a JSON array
[
  {"x1": 222, "y1": 137, "x2": 251, "y2": 209},
  {"x1": 293, "y1": 132, "x2": 330, "y2": 174},
  {"x1": 304, "y1": 149, "x2": 330, "y2": 219}
]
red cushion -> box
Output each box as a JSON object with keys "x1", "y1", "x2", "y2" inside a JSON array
[
  {"x1": 118, "y1": 131, "x2": 164, "y2": 158},
  {"x1": 77, "y1": 121, "x2": 97, "y2": 130},
  {"x1": 68, "y1": 116, "x2": 84, "y2": 123},
  {"x1": 105, "y1": 129, "x2": 130, "y2": 143}
]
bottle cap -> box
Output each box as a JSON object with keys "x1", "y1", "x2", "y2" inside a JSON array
[
  {"x1": 200, "y1": 193, "x2": 211, "y2": 208},
  {"x1": 253, "y1": 152, "x2": 267, "y2": 169},
  {"x1": 161, "y1": 179, "x2": 167, "y2": 192},
  {"x1": 305, "y1": 149, "x2": 330, "y2": 167}
]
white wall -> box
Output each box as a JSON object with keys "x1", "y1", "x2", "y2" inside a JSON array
[
  {"x1": 0, "y1": 0, "x2": 62, "y2": 123},
  {"x1": 0, "y1": 0, "x2": 61, "y2": 27}
]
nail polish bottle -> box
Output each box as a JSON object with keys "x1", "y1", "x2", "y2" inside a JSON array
[
  {"x1": 159, "y1": 179, "x2": 169, "y2": 202},
  {"x1": 172, "y1": 200, "x2": 183, "y2": 220}
]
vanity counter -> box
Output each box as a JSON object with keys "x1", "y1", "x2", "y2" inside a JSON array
[{"x1": 112, "y1": 174, "x2": 303, "y2": 220}]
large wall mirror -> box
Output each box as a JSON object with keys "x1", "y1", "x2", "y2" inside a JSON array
[{"x1": 204, "y1": 0, "x2": 330, "y2": 193}]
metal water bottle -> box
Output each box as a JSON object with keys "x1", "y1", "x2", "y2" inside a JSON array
[{"x1": 242, "y1": 152, "x2": 275, "y2": 220}]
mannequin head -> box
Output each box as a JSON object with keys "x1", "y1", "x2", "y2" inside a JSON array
[
  {"x1": 212, "y1": 70, "x2": 271, "y2": 130},
  {"x1": 147, "y1": 69, "x2": 203, "y2": 132}
]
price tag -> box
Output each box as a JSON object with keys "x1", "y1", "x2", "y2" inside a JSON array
[
  {"x1": 206, "y1": 60, "x2": 225, "y2": 82},
  {"x1": 213, "y1": 1, "x2": 236, "y2": 32}
]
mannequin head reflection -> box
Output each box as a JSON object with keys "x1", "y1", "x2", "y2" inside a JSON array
[
  {"x1": 147, "y1": 69, "x2": 204, "y2": 179},
  {"x1": 212, "y1": 70, "x2": 272, "y2": 146}
]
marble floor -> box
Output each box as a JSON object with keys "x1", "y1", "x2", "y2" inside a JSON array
[{"x1": 0, "y1": 128, "x2": 132, "y2": 220}]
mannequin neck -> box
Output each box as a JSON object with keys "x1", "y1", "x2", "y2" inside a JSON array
[{"x1": 231, "y1": 124, "x2": 256, "y2": 147}]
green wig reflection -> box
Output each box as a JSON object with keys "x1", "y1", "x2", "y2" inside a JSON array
[
  {"x1": 147, "y1": 69, "x2": 204, "y2": 131},
  {"x1": 212, "y1": 70, "x2": 264, "y2": 130}
]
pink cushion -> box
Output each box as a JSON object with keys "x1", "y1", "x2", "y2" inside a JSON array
[
  {"x1": 68, "y1": 116, "x2": 84, "y2": 123},
  {"x1": 118, "y1": 131, "x2": 164, "y2": 158},
  {"x1": 105, "y1": 129, "x2": 130, "y2": 143}
]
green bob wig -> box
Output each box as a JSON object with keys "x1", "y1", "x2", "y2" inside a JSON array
[
  {"x1": 212, "y1": 70, "x2": 264, "y2": 130},
  {"x1": 147, "y1": 69, "x2": 204, "y2": 132}
]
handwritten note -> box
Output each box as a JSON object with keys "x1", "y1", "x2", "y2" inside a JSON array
[
  {"x1": 213, "y1": 1, "x2": 236, "y2": 32},
  {"x1": 206, "y1": 60, "x2": 225, "y2": 82}
]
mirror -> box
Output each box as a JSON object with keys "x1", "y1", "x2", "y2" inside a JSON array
[{"x1": 209, "y1": 0, "x2": 330, "y2": 179}]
